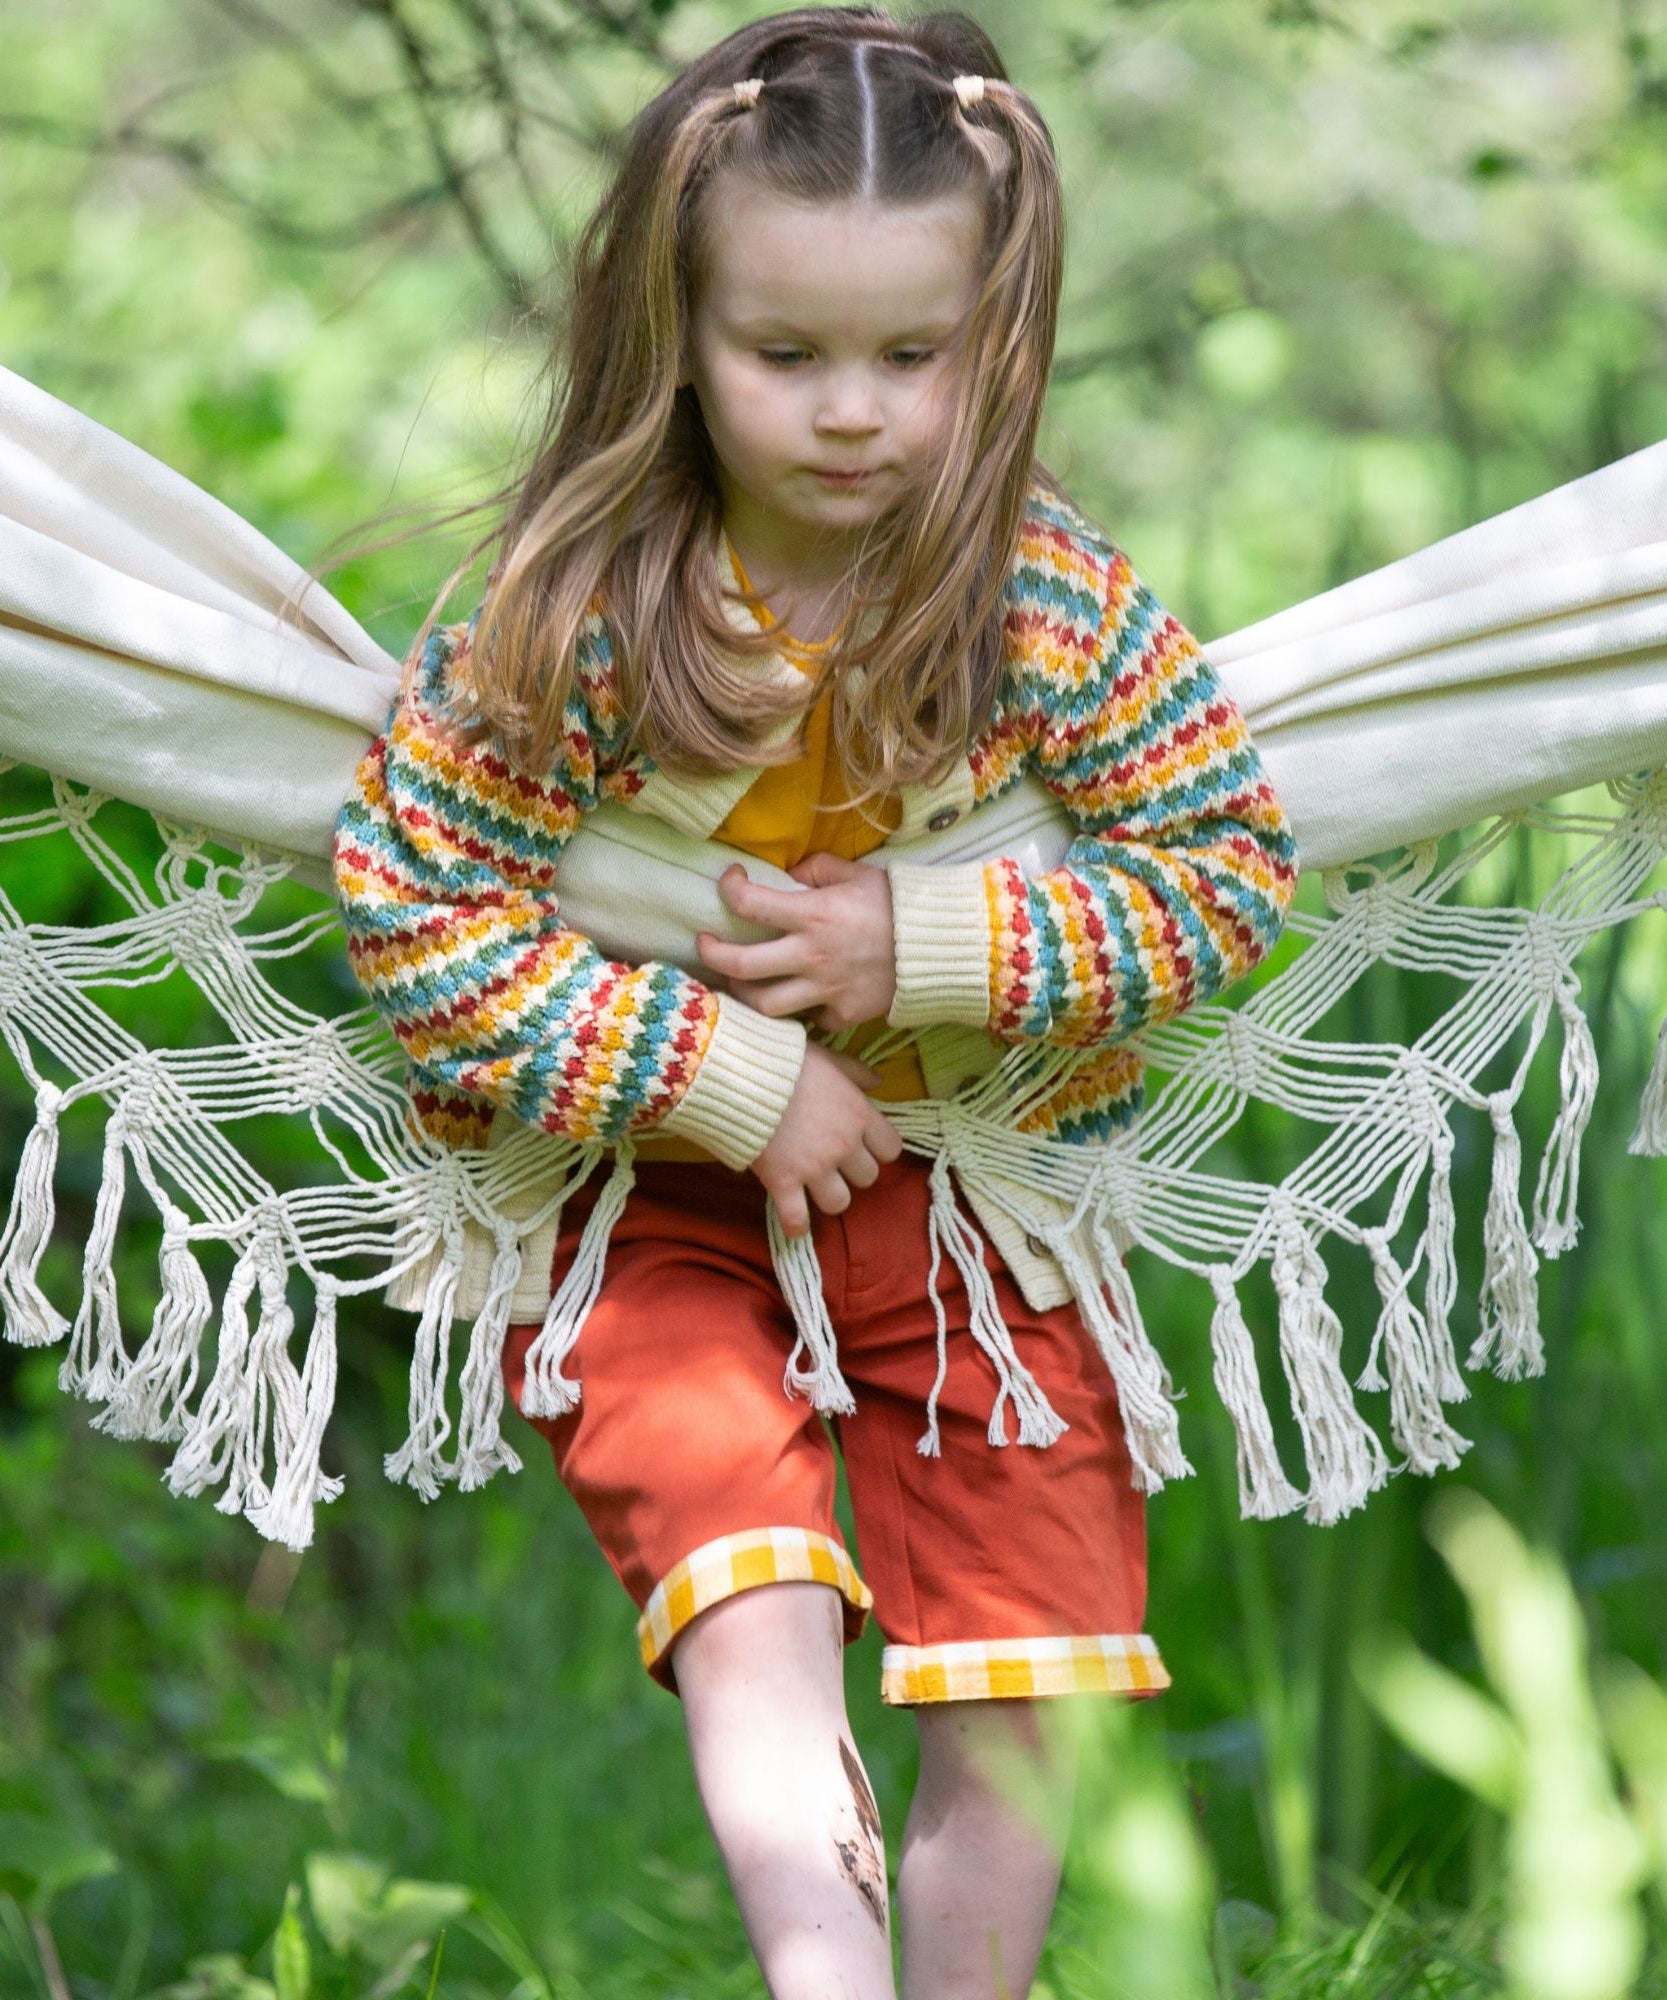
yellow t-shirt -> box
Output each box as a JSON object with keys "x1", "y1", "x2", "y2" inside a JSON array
[{"x1": 633, "y1": 538, "x2": 929, "y2": 1163}]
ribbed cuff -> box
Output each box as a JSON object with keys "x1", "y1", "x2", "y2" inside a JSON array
[
  {"x1": 886, "y1": 860, "x2": 993, "y2": 1030},
  {"x1": 657, "y1": 990, "x2": 808, "y2": 1169}
]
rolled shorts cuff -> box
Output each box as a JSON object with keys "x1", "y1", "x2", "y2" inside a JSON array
[
  {"x1": 879, "y1": 1633, "x2": 1171, "y2": 1706},
  {"x1": 637, "y1": 1526, "x2": 874, "y2": 1678}
]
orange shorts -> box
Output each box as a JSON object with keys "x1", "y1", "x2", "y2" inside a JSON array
[{"x1": 500, "y1": 1151, "x2": 1170, "y2": 1707}]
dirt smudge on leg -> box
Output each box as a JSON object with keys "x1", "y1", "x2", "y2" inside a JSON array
[{"x1": 833, "y1": 1736, "x2": 889, "y2": 1935}]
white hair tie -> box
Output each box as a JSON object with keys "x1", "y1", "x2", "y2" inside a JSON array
[
  {"x1": 731, "y1": 77, "x2": 764, "y2": 109},
  {"x1": 952, "y1": 74, "x2": 986, "y2": 110}
]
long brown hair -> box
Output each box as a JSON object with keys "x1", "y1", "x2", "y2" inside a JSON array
[{"x1": 368, "y1": 6, "x2": 1069, "y2": 811}]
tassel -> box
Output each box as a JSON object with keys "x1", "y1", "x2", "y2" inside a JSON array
[
  {"x1": 1531, "y1": 981, "x2": 1599, "y2": 1256},
  {"x1": 916, "y1": 1207, "x2": 953, "y2": 1459},
  {"x1": 519, "y1": 1149, "x2": 637, "y2": 1420},
  {"x1": 768, "y1": 1203, "x2": 859, "y2": 1418},
  {"x1": 1419, "y1": 1125, "x2": 1468, "y2": 1400},
  {"x1": 92, "y1": 1204, "x2": 213, "y2": 1442},
  {"x1": 1359, "y1": 1228, "x2": 1472, "y2": 1476},
  {"x1": 0, "y1": 1080, "x2": 71, "y2": 1348},
  {"x1": 1268, "y1": 1204, "x2": 1390, "y2": 1525},
  {"x1": 924, "y1": 1157, "x2": 1067, "y2": 1449},
  {"x1": 384, "y1": 1219, "x2": 465, "y2": 1499},
  {"x1": 247, "y1": 1278, "x2": 344, "y2": 1552},
  {"x1": 215, "y1": 1247, "x2": 301, "y2": 1520},
  {"x1": 164, "y1": 1233, "x2": 264, "y2": 1501},
  {"x1": 1470, "y1": 1092, "x2": 1543, "y2": 1380},
  {"x1": 452, "y1": 1219, "x2": 526, "y2": 1490},
  {"x1": 1626, "y1": 1011, "x2": 1667, "y2": 1157},
  {"x1": 1043, "y1": 1221, "x2": 1193, "y2": 1494},
  {"x1": 60, "y1": 1112, "x2": 131, "y2": 1404},
  {"x1": 1204, "y1": 1265, "x2": 1303, "y2": 1520}
]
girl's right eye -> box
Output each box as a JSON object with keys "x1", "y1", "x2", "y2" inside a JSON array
[{"x1": 757, "y1": 349, "x2": 805, "y2": 367}]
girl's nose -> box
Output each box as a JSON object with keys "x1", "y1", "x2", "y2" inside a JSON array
[{"x1": 813, "y1": 374, "x2": 884, "y2": 434}]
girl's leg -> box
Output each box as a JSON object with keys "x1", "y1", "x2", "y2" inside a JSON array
[
  {"x1": 671, "y1": 1580, "x2": 898, "y2": 2000},
  {"x1": 895, "y1": 1699, "x2": 1079, "y2": 2000}
]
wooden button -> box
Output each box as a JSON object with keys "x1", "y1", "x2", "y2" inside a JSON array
[
  {"x1": 926, "y1": 807, "x2": 960, "y2": 831},
  {"x1": 1023, "y1": 1232, "x2": 1048, "y2": 1257}
]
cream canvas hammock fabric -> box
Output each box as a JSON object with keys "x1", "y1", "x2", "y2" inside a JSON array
[{"x1": 2, "y1": 359, "x2": 1665, "y2": 1552}]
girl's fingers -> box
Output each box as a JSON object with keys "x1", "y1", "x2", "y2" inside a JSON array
[
  {"x1": 717, "y1": 866, "x2": 814, "y2": 922},
  {"x1": 730, "y1": 977, "x2": 824, "y2": 1017},
  {"x1": 841, "y1": 1148, "x2": 880, "y2": 1190},
  {"x1": 809, "y1": 1171, "x2": 852, "y2": 1216},
  {"x1": 865, "y1": 1111, "x2": 904, "y2": 1163},
  {"x1": 697, "y1": 930, "x2": 803, "y2": 979},
  {"x1": 774, "y1": 1186, "x2": 811, "y2": 1237}
]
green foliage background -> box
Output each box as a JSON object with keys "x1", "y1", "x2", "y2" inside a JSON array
[{"x1": 3, "y1": 1, "x2": 1667, "y2": 1994}]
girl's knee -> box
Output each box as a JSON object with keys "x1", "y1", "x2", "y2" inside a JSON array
[{"x1": 670, "y1": 1578, "x2": 847, "y2": 1695}]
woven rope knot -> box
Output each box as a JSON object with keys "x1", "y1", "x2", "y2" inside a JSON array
[
  {"x1": 34, "y1": 1079, "x2": 64, "y2": 1121},
  {"x1": 297, "y1": 1022, "x2": 340, "y2": 1109},
  {"x1": 1524, "y1": 913, "x2": 1569, "y2": 992},
  {"x1": 168, "y1": 891, "x2": 231, "y2": 972},
  {"x1": 122, "y1": 1053, "x2": 166, "y2": 1126},
  {"x1": 1220, "y1": 1011, "x2": 1260, "y2": 1094},
  {"x1": 0, "y1": 934, "x2": 26, "y2": 1011},
  {"x1": 51, "y1": 780, "x2": 107, "y2": 829}
]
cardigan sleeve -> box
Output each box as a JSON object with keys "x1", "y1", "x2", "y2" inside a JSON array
[
  {"x1": 884, "y1": 548, "x2": 1300, "y2": 1048},
  {"x1": 330, "y1": 606, "x2": 808, "y2": 1169}
]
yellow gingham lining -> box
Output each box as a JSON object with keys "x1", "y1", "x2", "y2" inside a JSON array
[
  {"x1": 637, "y1": 1526, "x2": 873, "y2": 1672},
  {"x1": 880, "y1": 1634, "x2": 1171, "y2": 1706}
]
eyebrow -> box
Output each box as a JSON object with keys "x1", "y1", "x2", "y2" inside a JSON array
[{"x1": 727, "y1": 315, "x2": 963, "y2": 341}]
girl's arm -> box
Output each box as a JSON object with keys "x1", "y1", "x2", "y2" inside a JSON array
[
  {"x1": 331, "y1": 607, "x2": 808, "y2": 1168},
  {"x1": 884, "y1": 548, "x2": 1301, "y2": 1048}
]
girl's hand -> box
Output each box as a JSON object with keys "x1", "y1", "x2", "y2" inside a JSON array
[
  {"x1": 696, "y1": 852, "x2": 898, "y2": 1032},
  {"x1": 749, "y1": 1043, "x2": 904, "y2": 1236}
]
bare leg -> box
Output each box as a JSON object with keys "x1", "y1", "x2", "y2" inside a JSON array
[
  {"x1": 895, "y1": 1700, "x2": 1080, "y2": 2000},
  {"x1": 671, "y1": 1581, "x2": 897, "y2": 1999}
]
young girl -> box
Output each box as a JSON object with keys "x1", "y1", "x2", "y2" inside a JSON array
[{"x1": 332, "y1": 8, "x2": 1298, "y2": 1994}]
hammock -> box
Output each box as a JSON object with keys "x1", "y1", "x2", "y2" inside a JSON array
[{"x1": 3, "y1": 359, "x2": 1665, "y2": 1551}]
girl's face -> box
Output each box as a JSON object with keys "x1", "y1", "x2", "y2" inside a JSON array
[{"x1": 680, "y1": 181, "x2": 986, "y2": 584}]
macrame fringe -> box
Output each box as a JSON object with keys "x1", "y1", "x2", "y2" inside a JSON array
[
  {"x1": 451, "y1": 1218, "x2": 526, "y2": 1490},
  {"x1": 382, "y1": 1216, "x2": 465, "y2": 1498},
  {"x1": 1419, "y1": 1123, "x2": 1468, "y2": 1400},
  {"x1": 1357, "y1": 1227, "x2": 1472, "y2": 1475},
  {"x1": 518, "y1": 1149, "x2": 638, "y2": 1421},
  {"x1": 1204, "y1": 1265, "x2": 1304, "y2": 1519},
  {"x1": 91, "y1": 1203, "x2": 213, "y2": 1442},
  {"x1": 1530, "y1": 980, "x2": 1599, "y2": 1256},
  {"x1": 768, "y1": 1202, "x2": 858, "y2": 1418},
  {"x1": 1041, "y1": 1217, "x2": 1192, "y2": 1495},
  {"x1": 1268, "y1": 1204, "x2": 1391, "y2": 1525},
  {"x1": 162, "y1": 1233, "x2": 262, "y2": 1502},
  {"x1": 220, "y1": 1253, "x2": 300, "y2": 1521},
  {"x1": 1470, "y1": 1091, "x2": 1544, "y2": 1380},
  {"x1": 0, "y1": 1080, "x2": 71, "y2": 1348},
  {"x1": 916, "y1": 1198, "x2": 954, "y2": 1459},
  {"x1": 245, "y1": 1278, "x2": 344, "y2": 1553},
  {"x1": 60, "y1": 1111, "x2": 131, "y2": 1403},
  {"x1": 162, "y1": 1223, "x2": 338, "y2": 1528},
  {"x1": 922, "y1": 1157, "x2": 1067, "y2": 1449},
  {"x1": 1626, "y1": 1011, "x2": 1667, "y2": 1157}
]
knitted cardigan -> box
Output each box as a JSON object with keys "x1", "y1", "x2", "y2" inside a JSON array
[{"x1": 331, "y1": 479, "x2": 1300, "y2": 1454}]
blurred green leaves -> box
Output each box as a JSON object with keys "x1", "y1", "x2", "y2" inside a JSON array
[{"x1": 1356, "y1": 1489, "x2": 1656, "y2": 2000}]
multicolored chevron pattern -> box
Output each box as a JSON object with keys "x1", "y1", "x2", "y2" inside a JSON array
[
  {"x1": 333, "y1": 605, "x2": 721, "y2": 1147},
  {"x1": 332, "y1": 479, "x2": 1299, "y2": 1154},
  {"x1": 971, "y1": 488, "x2": 1299, "y2": 1137}
]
